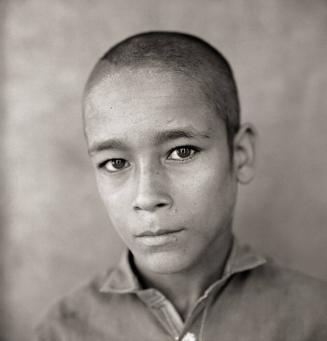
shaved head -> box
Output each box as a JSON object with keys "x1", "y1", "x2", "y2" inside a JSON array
[{"x1": 84, "y1": 31, "x2": 240, "y2": 148}]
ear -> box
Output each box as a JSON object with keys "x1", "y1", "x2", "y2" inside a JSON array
[{"x1": 233, "y1": 123, "x2": 257, "y2": 184}]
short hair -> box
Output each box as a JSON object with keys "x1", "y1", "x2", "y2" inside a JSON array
[{"x1": 85, "y1": 31, "x2": 240, "y2": 149}]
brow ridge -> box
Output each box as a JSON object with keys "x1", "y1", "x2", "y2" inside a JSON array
[{"x1": 89, "y1": 128, "x2": 210, "y2": 155}]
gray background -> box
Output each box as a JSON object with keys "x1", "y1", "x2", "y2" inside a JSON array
[{"x1": 1, "y1": 1, "x2": 327, "y2": 340}]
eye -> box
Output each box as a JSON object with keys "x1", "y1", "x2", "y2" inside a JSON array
[
  {"x1": 167, "y1": 146, "x2": 199, "y2": 161},
  {"x1": 101, "y1": 158, "x2": 130, "y2": 173}
]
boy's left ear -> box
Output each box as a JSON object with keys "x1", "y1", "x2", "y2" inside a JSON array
[{"x1": 233, "y1": 123, "x2": 256, "y2": 184}]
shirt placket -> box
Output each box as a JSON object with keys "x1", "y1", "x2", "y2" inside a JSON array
[
  {"x1": 138, "y1": 289, "x2": 184, "y2": 340},
  {"x1": 138, "y1": 288, "x2": 214, "y2": 341}
]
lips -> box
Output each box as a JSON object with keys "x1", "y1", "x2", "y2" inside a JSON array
[
  {"x1": 136, "y1": 228, "x2": 184, "y2": 238},
  {"x1": 135, "y1": 228, "x2": 185, "y2": 247}
]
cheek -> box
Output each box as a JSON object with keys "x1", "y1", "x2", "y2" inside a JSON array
[
  {"x1": 96, "y1": 177, "x2": 132, "y2": 231},
  {"x1": 101, "y1": 197, "x2": 134, "y2": 246},
  {"x1": 177, "y1": 162, "x2": 230, "y2": 203},
  {"x1": 174, "y1": 162, "x2": 236, "y2": 224}
]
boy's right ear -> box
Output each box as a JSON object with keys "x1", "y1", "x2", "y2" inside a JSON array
[{"x1": 233, "y1": 123, "x2": 257, "y2": 184}]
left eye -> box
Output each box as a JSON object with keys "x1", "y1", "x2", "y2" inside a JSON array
[
  {"x1": 102, "y1": 158, "x2": 130, "y2": 173},
  {"x1": 168, "y1": 146, "x2": 197, "y2": 161}
]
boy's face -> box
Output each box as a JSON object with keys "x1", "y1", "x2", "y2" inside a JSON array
[{"x1": 84, "y1": 67, "x2": 237, "y2": 275}]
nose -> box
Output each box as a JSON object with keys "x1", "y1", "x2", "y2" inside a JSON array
[{"x1": 132, "y1": 165, "x2": 173, "y2": 212}]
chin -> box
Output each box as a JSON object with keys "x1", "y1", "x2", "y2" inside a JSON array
[{"x1": 137, "y1": 249, "x2": 193, "y2": 275}]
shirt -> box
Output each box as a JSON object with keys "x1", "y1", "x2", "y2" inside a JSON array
[{"x1": 35, "y1": 238, "x2": 327, "y2": 341}]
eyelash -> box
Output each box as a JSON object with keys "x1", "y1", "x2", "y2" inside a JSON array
[
  {"x1": 97, "y1": 145, "x2": 200, "y2": 172},
  {"x1": 167, "y1": 145, "x2": 200, "y2": 161}
]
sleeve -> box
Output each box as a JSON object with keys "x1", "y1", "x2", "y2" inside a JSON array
[
  {"x1": 34, "y1": 319, "x2": 66, "y2": 341},
  {"x1": 34, "y1": 303, "x2": 70, "y2": 341}
]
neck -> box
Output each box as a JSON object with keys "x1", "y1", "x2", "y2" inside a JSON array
[{"x1": 134, "y1": 230, "x2": 233, "y2": 320}]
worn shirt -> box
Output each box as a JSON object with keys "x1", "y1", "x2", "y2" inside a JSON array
[{"x1": 36, "y1": 239, "x2": 327, "y2": 341}]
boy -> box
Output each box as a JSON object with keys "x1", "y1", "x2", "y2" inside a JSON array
[{"x1": 36, "y1": 32, "x2": 327, "y2": 340}]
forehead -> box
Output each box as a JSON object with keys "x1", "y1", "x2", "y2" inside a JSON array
[
  {"x1": 85, "y1": 66, "x2": 209, "y2": 108},
  {"x1": 83, "y1": 67, "x2": 224, "y2": 147}
]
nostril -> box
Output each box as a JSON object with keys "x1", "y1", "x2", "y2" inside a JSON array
[
  {"x1": 133, "y1": 201, "x2": 169, "y2": 212},
  {"x1": 133, "y1": 192, "x2": 172, "y2": 212}
]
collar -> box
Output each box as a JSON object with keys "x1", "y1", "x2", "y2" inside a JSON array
[{"x1": 99, "y1": 237, "x2": 266, "y2": 294}]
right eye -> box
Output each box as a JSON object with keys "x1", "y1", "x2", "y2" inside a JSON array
[{"x1": 100, "y1": 159, "x2": 130, "y2": 173}]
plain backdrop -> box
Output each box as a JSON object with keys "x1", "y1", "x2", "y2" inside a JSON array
[{"x1": 1, "y1": 0, "x2": 327, "y2": 340}]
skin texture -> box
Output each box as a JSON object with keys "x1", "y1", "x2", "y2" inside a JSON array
[{"x1": 84, "y1": 66, "x2": 255, "y2": 318}]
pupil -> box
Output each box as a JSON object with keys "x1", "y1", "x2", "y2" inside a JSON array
[
  {"x1": 178, "y1": 148, "x2": 190, "y2": 158},
  {"x1": 113, "y1": 159, "x2": 125, "y2": 169}
]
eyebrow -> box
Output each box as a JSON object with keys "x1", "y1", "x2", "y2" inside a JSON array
[
  {"x1": 88, "y1": 139, "x2": 126, "y2": 155},
  {"x1": 88, "y1": 128, "x2": 210, "y2": 155},
  {"x1": 154, "y1": 129, "x2": 210, "y2": 145}
]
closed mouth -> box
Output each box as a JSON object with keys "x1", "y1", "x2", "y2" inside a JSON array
[{"x1": 136, "y1": 228, "x2": 184, "y2": 238}]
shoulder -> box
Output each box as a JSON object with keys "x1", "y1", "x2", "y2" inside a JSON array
[
  {"x1": 35, "y1": 250, "x2": 140, "y2": 340},
  {"x1": 236, "y1": 260, "x2": 327, "y2": 333},
  {"x1": 219, "y1": 257, "x2": 327, "y2": 340},
  {"x1": 34, "y1": 269, "x2": 116, "y2": 340},
  {"x1": 247, "y1": 260, "x2": 327, "y2": 300},
  {"x1": 228, "y1": 239, "x2": 327, "y2": 311}
]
